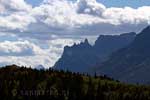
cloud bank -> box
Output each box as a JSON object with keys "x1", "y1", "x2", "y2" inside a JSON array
[
  {"x1": 0, "y1": 0, "x2": 150, "y2": 68},
  {"x1": 0, "y1": 0, "x2": 150, "y2": 36}
]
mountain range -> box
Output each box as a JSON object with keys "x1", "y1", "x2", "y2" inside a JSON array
[
  {"x1": 54, "y1": 26, "x2": 150, "y2": 84},
  {"x1": 96, "y1": 26, "x2": 150, "y2": 84},
  {"x1": 54, "y1": 32, "x2": 136, "y2": 73}
]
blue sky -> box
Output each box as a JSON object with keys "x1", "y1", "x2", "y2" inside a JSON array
[
  {"x1": 25, "y1": 0, "x2": 43, "y2": 6},
  {"x1": 99, "y1": 0, "x2": 150, "y2": 8},
  {"x1": 25, "y1": 0, "x2": 150, "y2": 8}
]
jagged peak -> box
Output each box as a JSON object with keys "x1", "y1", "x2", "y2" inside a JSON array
[
  {"x1": 73, "y1": 43, "x2": 77, "y2": 46},
  {"x1": 83, "y1": 38, "x2": 90, "y2": 45},
  {"x1": 84, "y1": 38, "x2": 88, "y2": 43}
]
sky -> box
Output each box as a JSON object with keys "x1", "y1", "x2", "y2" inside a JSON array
[
  {"x1": 25, "y1": 0, "x2": 150, "y2": 8},
  {"x1": 0, "y1": 0, "x2": 150, "y2": 68}
]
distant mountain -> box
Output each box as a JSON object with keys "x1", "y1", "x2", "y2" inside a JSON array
[
  {"x1": 35, "y1": 65, "x2": 45, "y2": 70},
  {"x1": 54, "y1": 32, "x2": 136, "y2": 73},
  {"x1": 96, "y1": 26, "x2": 150, "y2": 84}
]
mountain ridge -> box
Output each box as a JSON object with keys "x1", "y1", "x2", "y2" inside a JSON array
[
  {"x1": 96, "y1": 26, "x2": 150, "y2": 84},
  {"x1": 54, "y1": 32, "x2": 136, "y2": 73}
]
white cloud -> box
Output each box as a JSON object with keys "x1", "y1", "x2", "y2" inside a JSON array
[
  {"x1": 27, "y1": 0, "x2": 150, "y2": 36},
  {"x1": 0, "y1": 40, "x2": 50, "y2": 68},
  {"x1": 0, "y1": 0, "x2": 150, "y2": 36},
  {"x1": 0, "y1": 38, "x2": 80, "y2": 68},
  {"x1": 0, "y1": 40, "x2": 44, "y2": 56},
  {"x1": 76, "y1": 0, "x2": 106, "y2": 16},
  {"x1": 102, "y1": 6, "x2": 150, "y2": 25},
  {"x1": 0, "y1": 0, "x2": 32, "y2": 13},
  {"x1": 0, "y1": 0, "x2": 35, "y2": 31},
  {"x1": 0, "y1": 13, "x2": 36, "y2": 31}
]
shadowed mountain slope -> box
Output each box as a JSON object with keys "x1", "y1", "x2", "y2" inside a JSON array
[
  {"x1": 96, "y1": 26, "x2": 150, "y2": 84},
  {"x1": 54, "y1": 32, "x2": 136, "y2": 73}
]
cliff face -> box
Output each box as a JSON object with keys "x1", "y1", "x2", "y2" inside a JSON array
[{"x1": 54, "y1": 32, "x2": 136, "y2": 73}]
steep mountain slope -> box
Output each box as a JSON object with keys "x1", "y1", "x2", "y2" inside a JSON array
[
  {"x1": 54, "y1": 33, "x2": 136, "y2": 73},
  {"x1": 96, "y1": 26, "x2": 150, "y2": 84}
]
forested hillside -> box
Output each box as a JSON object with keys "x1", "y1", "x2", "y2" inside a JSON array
[{"x1": 0, "y1": 65, "x2": 150, "y2": 100}]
